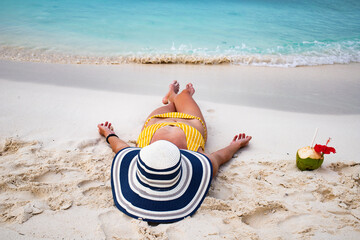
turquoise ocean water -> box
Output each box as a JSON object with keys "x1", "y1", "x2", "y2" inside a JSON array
[{"x1": 0, "y1": 0, "x2": 359, "y2": 66}]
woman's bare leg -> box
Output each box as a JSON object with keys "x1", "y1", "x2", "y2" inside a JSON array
[
  {"x1": 171, "y1": 83, "x2": 206, "y2": 127},
  {"x1": 142, "y1": 81, "x2": 179, "y2": 129},
  {"x1": 148, "y1": 81, "x2": 202, "y2": 120},
  {"x1": 144, "y1": 102, "x2": 176, "y2": 122},
  {"x1": 143, "y1": 81, "x2": 206, "y2": 136},
  {"x1": 162, "y1": 80, "x2": 180, "y2": 105}
]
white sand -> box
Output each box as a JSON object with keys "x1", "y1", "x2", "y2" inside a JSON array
[{"x1": 0, "y1": 61, "x2": 360, "y2": 239}]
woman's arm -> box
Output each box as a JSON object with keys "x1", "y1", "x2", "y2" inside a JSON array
[
  {"x1": 199, "y1": 133, "x2": 252, "y2": 177},
  {"x1": 98, "y1": 122, "x2": 130, "y2": 153},
  {"x1": 107, "y1": 135, "x2": 130, "y2": 153}
]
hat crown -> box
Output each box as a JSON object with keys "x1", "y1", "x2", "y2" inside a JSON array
[
  {"x1": 137, "y1": 140, "x2": 182, "y2": 190},
  {"x1": 139, "y1": 140, "x2": 180, "y2": 170}
]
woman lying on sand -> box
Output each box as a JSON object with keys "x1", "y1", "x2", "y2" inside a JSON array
[{"x1": 97, "y1": 81, "x2": 251, "y2": 223}]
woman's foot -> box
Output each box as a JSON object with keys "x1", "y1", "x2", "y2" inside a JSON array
[
  {"x1": 162, "y1": 80, "x2": 180, "y2": 104},
  {"x1": 186, "y1": 83, "x2": 195, "y2": 96},
  {"x1": 97, "y1": 121, "x2": 115, "y2": 138},
  {"x1": 230, "y1": 133, "x2": 252, "y2": 149}
]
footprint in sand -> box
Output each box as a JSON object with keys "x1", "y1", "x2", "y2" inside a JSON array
[
  {"x1": 98, "y1": 210, "x2": 140, "y2": 239},
  {"x1": 277, "y1": 214, "x2": 318, "y2": 238},
  {"x1": 82, "y1": 186, "x2": 111, "y2": 197},
  {"x1": 329, "y1": 162, "x2": 360, "y2": 183},
  {"x1": 77, "y1": 138, "x2": 101, "y2": 151},
  {"x1": 314, "y1": 185, "x2": 337, "y2": 202},
  {"x1": 77, "y1": 180, "x2": 104, "y2": 189},
  {"x1": 0, "y1": 139, "x2": 38, "y2": 156},
  {"x1": 33, "y1": 169, "x2": 86, "y2": 183},
  {"x1": 77, "y1": 180, "x2": 109, "y2": 198},
  {"x1": 79, "y1": 183, "x2": 113, "y2": 208},
  {"x1": 241, "y1": 202, "x2": 288, "y2": 228}
]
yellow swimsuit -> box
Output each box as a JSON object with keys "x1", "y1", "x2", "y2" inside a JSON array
[{"x1": 137, "y1": 112, "x2": 207, "y2": 151}]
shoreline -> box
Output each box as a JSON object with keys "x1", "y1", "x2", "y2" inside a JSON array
[{"x1": 1, "y1": 45, "x2": 359, "y2": 67}]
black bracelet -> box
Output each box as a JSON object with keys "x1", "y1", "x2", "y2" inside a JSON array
[{"x1": 106, "y1": 134, "x2": 119, "y2": 144}]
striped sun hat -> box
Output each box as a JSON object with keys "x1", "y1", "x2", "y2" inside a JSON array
[{"x1": 111, "y1": 140, "x2": 213, "y2": 223}]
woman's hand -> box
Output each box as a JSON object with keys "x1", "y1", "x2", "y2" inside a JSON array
[
  {"x1": 230, "y1": 133, "x2": 252, "y2": 149},
  {"x1": 98, "y1": 121, "x2": 115, "y2": 138},
  {"x1": 97, "y1": 121, "x2": 130, "y2": 153},
  {"x1": 205, "y1": 133, "x2": 252, "y2": 177}
]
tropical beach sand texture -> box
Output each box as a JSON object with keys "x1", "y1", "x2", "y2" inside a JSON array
[{"x1": 1, "y1": 60, "x2": 360, "y2": 239}]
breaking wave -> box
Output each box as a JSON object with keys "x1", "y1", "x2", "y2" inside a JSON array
[{"x1": 1, "y1": 39, "x2": 359, "y2": 67}]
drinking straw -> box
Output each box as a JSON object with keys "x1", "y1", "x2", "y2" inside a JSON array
[{"x1": 311, "y1": 128, "x2": 318, "y2": 148}]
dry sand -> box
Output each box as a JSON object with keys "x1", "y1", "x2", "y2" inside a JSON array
[{"x1": 0, "y1": 61, "x2": 360, "y2": 239}]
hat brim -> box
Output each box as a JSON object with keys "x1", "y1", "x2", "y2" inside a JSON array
[{"x1": 111, "y1": 147, "x2": 213, "y2": 223}]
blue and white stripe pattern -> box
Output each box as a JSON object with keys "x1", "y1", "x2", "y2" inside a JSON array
[
  {"x1": 111, "y1": 147, "x2": 213, "y2": 223},
  {"x1": 136, "y1": 153, "x2": 182, "y2": 191}
]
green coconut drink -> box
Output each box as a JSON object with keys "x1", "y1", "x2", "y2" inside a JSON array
[{"x1": 296, "y1": 146, "x2": 324, "y2": 171}]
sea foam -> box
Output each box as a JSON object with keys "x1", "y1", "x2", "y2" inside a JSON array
[{"x1": 1, "y1": 39, "x2": 359, "y2": 67}]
